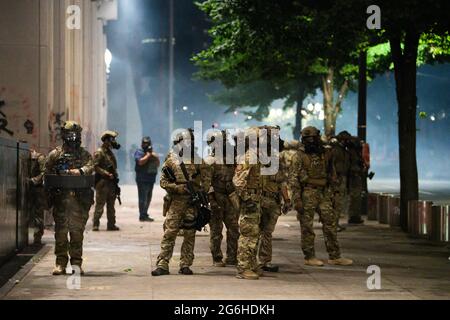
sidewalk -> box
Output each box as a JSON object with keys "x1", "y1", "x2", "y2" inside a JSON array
[{"x1": 2, "y1": 186, "x2": 450, "y2": 300}]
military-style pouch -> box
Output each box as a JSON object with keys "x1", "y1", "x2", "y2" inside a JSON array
[{"x1": 228, "y1": 191, "x2": 241, "y2": 211}]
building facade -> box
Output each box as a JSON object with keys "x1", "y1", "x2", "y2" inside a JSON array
[{"x1": 0, "y1": 0, "x2": 117, "y2": 154}]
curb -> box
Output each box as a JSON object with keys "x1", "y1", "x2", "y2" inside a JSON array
[{"x1": 0, "y1": 245, "x2": 51, "y2": 299}]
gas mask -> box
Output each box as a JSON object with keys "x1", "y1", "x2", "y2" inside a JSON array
[
  {"x1": 110, "y1": 138, "x2": 121, "y2": 150},
  {"x1": 63, "y1": 131, "x2": 82, "y2": 150},
  {"x1": 302, "y1": 136, "x2": 323, "y2": 154}
]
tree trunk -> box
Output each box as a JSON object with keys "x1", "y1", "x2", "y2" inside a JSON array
[
  {"x1": 293, "y1": 84, "x2": 306, "y2": 140},
  {"x1": 358, "y1": 50, "x2": 368, "y2": 218},
  {"x1": 358, "y1": 50, "x2": 367, "y2": 141},
  {"x1": 389, "y1": 31, "x2": 420, "y2": 232},
  {"x1": 323, "y1": 68, "x2": 335, "y2": 137}
]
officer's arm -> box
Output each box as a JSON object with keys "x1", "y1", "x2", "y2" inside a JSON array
[
  {"x1": 80, "y1": 151, "x2": 94, "y2": 175},
  {"x1": 232, "y1": 161, "x2": 251, "y2": 201},
  {"x1": 288, "y1": 154, "x2": 305, "y2": 199},
  {"x1": 200, "y1": 162, "x2": 212, "y2": 193},
  {"x1": 160, "y1": 159, "x2": 185, "y2": 194},
  {"x1": 32, "y1": 155, "x2": 46, "y2": 185},
  {"x1": 94, "y1": 151, "x2": 112, "y2": 177},
  {"x1": 44, "y1": 151, "x2": 57, "y2": 175}
]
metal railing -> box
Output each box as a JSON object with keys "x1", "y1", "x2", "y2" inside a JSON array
[{"x1": 367, "y1": 192, "x2": 449, "y2": 243}]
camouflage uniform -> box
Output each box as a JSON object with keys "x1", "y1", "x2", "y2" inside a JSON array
[
  {"x1": 280, "y1": 140, "x2": 299, "y2": 199},
  {"x1": 289, "y1": 140, "x2": 342, "y2": 260},
  {"x1": 205, "y1": 153, "x2": 239, "y2": 265},
  {"x1": 233, "y1": 146, "x2": 262, "y2": 274},
  {"x1": 45, "y1": 145, "x2": 94, "y2": 269},
  {"x1": 348, "y1": 138, "x2": 364, "y2": 221},
  {"x1": 330, "y1": 139, "x2": 350, "y2": 223},
  {"x1": 156, "y1": 151, "x2": 211, "y2": 271},
  {"x1": 93, "y1": 144, "x2": 118, "y2": 229},
  {"x1": 30, "y1": 151, "x2": 47, "y2": 244},
  {"x1": 258, "y1": 168, "x2": 286, "y2": 269}
]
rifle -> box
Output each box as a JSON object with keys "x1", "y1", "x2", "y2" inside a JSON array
[
  {"x1": 95, "y1": 164, "x2": 122, "y2": 205},
  {"x1": 179, "y1": 162, "x2": 211, "y2": 231}
]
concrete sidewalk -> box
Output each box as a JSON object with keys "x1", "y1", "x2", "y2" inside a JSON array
[{"x1": 2, "y1": 186, "x2": 450, "y2": 300}]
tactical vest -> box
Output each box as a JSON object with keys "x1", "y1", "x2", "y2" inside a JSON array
[
  {"x1": 49, "y1": 146, "x2": 87, "y2": 173},
  {"x1": 96, "y1": 146, "x2": 117, "y2": 174},
  {"x1": 168, "y1": 153, "x2": 202, "y2": 192},
  {"x1": 332, "y1": 144, "x2": 350, "y2": 176},
  {"x1": 261, "y1": 172, "x2": 282, "y2": 193},
  {"x1": 301, "y1": 151, "x2": 328, "y2": 180},
  {"x1": 31, "y1": 155, "x2": 44, "y2": 178},
  {"x1": 211, "y1": 164, "x2": 235, "y2": 194}
]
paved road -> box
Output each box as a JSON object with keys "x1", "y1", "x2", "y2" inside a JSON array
[
  {"x1": 369, "y1": 179, "x2": 450, "y2": 204},
  {"x1": 2, "y1": 186, "x2": 450, "y2": 300}
]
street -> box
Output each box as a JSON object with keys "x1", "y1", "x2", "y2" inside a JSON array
[{"x1": 2, "y1": 185, "x2": 449, "y2": 300}]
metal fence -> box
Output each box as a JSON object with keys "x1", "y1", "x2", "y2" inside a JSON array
[
  {"x1": 0, "y1": 137, "x2": 30, "y2": 266},
  {"x1": 368, "y1": 192, "x2": 449, "y2": 244}
]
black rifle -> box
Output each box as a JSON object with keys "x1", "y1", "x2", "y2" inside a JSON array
[
  {"x1": 162, "y1": 166, "x2": 176, "y2": 183},
  {"x1": 179, "y1": 162, "x2": 211, "y2": 231},
  {"x1": 95, "y1": 164, "x2": 122, "y2": 205}
]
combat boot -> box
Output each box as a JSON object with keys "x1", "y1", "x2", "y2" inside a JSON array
[
  {"x1": 213, "y1": 260, "x2": 226, "y2": 267},
  {"x1": 262, "y1": 263, "x2": 279, "y2": 272},
  {"x1": 304, "y1": 258, "x2": 324, "y2": 267},
  {"x1": 179, "y1": 267, "x2": 194, "y2": 275},
  {"x1": 107, "y1": 225, "x2": 120, "y2": 231},
  {"x1": 151, "y1": 267, "x2": 170, "y2": 276},
  {"x1": 52, "y1": 265, "x2": 67, "y2": 276},
  {"x1": 236, "y1": 270, "x2": 259, "y2": 280},
  {"x1": 328, "y1": 257, "x2": 353, "y2": 266}
]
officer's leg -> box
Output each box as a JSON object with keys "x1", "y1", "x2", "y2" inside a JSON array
[
  {"x1": 156, "y1": 199, "x2": 184, "y2": 271},
  {"x1": 299, "y1": 188, "x2": 318, "y2": 260},
  {"x1": 237, "y1": 200, "x2": 261, "y2": 273},
  {"x1": 106, "y1": 182, "x2": 117, "y2": 228},
  {"x1": 318, "y1": 190, "x2": 342, "y2": 260},
  {"x1": 53, "y1": 203, "x2": 69, "y2": 268},
  {"x1": 334, "y1": 178, "x2": 348, "y2": 231},
  {"x1": 348, "y1": 176, "x2": 363, "y2": 222},
  {"x1": 209, "y1": 193, "x2": 225, "y2": 263},
  {"x1": 68, "y1": 198, "x2": 88, "y2": 267},
  {"x1": 33, "y1": 190, "x2": 46, "y2": 244},
  {"x1": 137, "y1": 182, "x2": 147, "y2": 219},
  {"x1": 258, "y1": 203, "x2": 280, "y2": 268},
  {"x1": 223, "y1": 195, "x2": 239, "y2": 264},
  {"x1": 93, "y1": 180, "x2": 106, "y2": 228},
  {"x1": 145, "y1": 181, "x2": 155, "y2": 214}
]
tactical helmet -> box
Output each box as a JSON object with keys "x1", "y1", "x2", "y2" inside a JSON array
[
  {"x1": 301, "y1": 126, "x2": 320, "y2": 138},
  {"x1": 61, "y1": 121, "x2": 82, "y2": 149},
  {"x1": 206, "y1": 130, "x2": 225, "y2": 146},
  {"x1": 173, "y1": 128, "x2": 194, "y2": 145},
  {"x1": 62, "y1": 121, "x2": 82, "y2": 133},
  {"x1": 337, "y1": 130, "x2": 351, "y2": 141},
  {"x1": 101, "y1": 130, "x2": 118, "y2": 141}
]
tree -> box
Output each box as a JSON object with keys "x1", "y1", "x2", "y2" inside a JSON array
[
  {"x1": 193, "y1": 1, "x2": 367, "y2": 137},
  {"x1": 358, "y1": 0, "x2": 450, "y2": 230},
  {"x1": 195, "y1": 0, "x2": 450, "y2": 231},
  {"x1": 209, "y1": 77, "x2": 318, "y2": 139}
]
